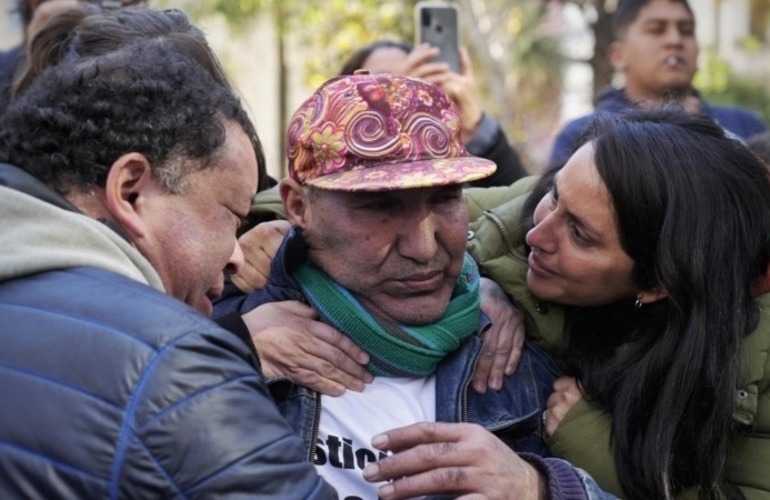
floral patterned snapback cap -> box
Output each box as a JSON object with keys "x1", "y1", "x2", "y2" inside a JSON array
[{"x1": 286, "y1": 72, "x2": 496, "y2": 191}]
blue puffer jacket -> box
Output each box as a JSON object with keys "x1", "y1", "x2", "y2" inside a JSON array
[
  {"x1": 0, "y1": 163, "x2": 336, "y2": 499},
  {"x1": 549, "y1": 86, "x2": 768, "y2": 167}
]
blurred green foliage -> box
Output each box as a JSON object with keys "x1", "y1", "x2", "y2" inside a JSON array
[
  {"x1": 160, "y1": 0, "x2": 564, "y2": 170},
  {"x1": 154, "y1": 0, "x2": 770, "y2": 167},
  {"x1": 166, "y1": 0, "x2": 414, "y2": 86},
  {"x1": 695, "y1": 48, "x2": 770, "y2": 125}
]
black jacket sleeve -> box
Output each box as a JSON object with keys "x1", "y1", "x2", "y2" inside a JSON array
[{"x1": 466, "y1": 113, "x2": 528, "y2": 187}]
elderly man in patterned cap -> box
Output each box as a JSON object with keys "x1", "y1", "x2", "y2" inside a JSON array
[{"x1": 213, "y1": 72, "x2": 613, "y2": 500}]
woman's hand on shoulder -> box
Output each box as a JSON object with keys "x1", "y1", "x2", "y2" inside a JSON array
[
  {"x1": 231, "y1": 220, "x2": 290, "y2": 293},
  {"x1": 473, "y1": 277, "x2": 526, "y2": 393},
  {"x1": 242, "y1": 301, "x2": 373, "y2": 396},
  {"x1": 544, "y1": 376, "x2": 583, "y2": 438}
]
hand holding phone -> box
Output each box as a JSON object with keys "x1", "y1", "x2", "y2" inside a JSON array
[{"x1": 415, "y1": 2, "x2": 460, "y2": 74}]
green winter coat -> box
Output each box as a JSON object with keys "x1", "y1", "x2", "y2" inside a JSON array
[{"x1": 465, "y1": 178, "x2": 770, "y2": 499}]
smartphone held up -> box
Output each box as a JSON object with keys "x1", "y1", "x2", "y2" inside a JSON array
[{"x1": 415, "y1": 1, "x2": 461, "y2": 74}]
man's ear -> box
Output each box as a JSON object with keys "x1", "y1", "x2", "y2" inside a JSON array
[
  {"x1": 608, "y1": 40, "x2": 627, "y2": 73},
  {"x1": 103, "y1": 152, "x2": 156, "y2": 239},
  {"x1": 637, "y1": 286, "x2": 669, "y2": 306},
  {"x1": 280, "y1": 178, "x2": 310, "y2": 227}
]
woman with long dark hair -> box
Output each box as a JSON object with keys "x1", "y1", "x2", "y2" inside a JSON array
[{"x1": 467, "y1": 108, "x2": 770, "y2": 498}]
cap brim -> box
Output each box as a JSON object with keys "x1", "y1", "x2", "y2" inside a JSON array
[{"x1": 303, "y1": 157, "x2": 497, "y2": 192}]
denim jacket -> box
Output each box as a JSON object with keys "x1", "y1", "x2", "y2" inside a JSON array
[
  {"x1": 268, "y1": 327, "x2": 560, "y2": 462},
  {"x1": 213, "y1": 226, "x2": 617, "y2": 499},
  {"x1": 215, "y1": 226, "x2": 558, "y2": 453}
]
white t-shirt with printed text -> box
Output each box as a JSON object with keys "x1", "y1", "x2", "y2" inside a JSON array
[{"x1": 314, "y1": 375, "x2": 437, "y2": 500}]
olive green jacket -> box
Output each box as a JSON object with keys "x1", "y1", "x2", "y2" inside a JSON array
[
  {"x1": 465, "y1": 179, "x2": 770, "y2": 499},
  {"x1": 244, "y1": 186, "x2": 284, "y2": 229}
]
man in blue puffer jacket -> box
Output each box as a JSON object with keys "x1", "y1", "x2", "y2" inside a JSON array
[{"x1": 0, "y1": 7, "x2": 334, "y2": 499}]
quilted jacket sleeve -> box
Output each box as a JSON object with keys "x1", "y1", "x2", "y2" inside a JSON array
[
  {"x1": 114, "y1": 318, "x2": 336, "y2": 499},
  {"x1": 722, "y1": 293, "x2": 770, "y2": 499},
  {"x1": 463, "y1": 176, "x2": 539, "y2": 223}
]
